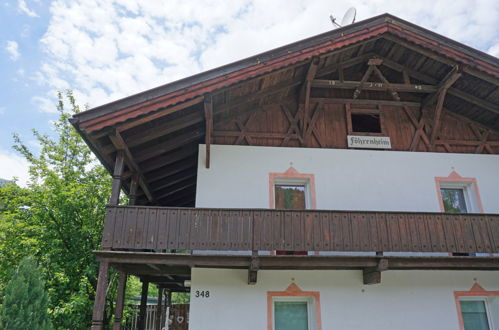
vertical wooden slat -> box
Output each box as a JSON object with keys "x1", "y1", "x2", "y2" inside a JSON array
[
  {"x1": 102, "y1": 207, "x2": 117, "y2": 249},
  {"x1": 486, "y1": 216, "x2": 499, "y2": 252},
  {"x1": 272, "y1": 211, "x2": 283, "y2": 251},
  {"x1": 406, "y1": 213, "x2": 422, "y2": 252},
  {"x1": 397, "y1": 213, "x2": 411, "y2": 251},
  {"x1": 134, "y1": 208, "x2": 148, "y2": 249},
  {"x1": 284, "y1": 211, "x2": 293, "y2": 251},
  {"x1": 292, "y1": 211, "x2": 304, "y2": 250},
  {"x1": 156, "y1": 209, "x2": 169, "y2": 249},
  {"x1": 242, "y1": 210, "x2": 252, "y2": 250},
  {"x1": 470, "y1": 215, "x2": 487, "y2": 253},
  {"x1": 341, "y1": 213, "x2": 351, "y2": 251},
  {"x1": 415, "y1": 213, "x2": 431, "y2": 252},
  {"x1": 114, "y1": 207, "x2": 126, "y2": 248},
  {"x1": 145, "y1": 208, "x2": 159, "y2": 250},
  {"x1": 461, "y1": 215, "x2": 477, "y2": 253},
  {"x1": 166, "y1": 209, "x2": 180, "y2": 249},
  {"x1": 209, "y1": 210, "x2": 221, "y2": 250},
  {"x1": 331, "y1": 213, "x2": 343, "y2": 251},
  {"x1": 366, "y1": 213, "x2": 379, "y2": 252},
  {"x1": 124, "y1": 208, "x2": 138, "y2": 249},
  {"x1": 177, "y1": 209, "x2": 191, "y2": 249},
  {"x1": 442, "y1": 214, "x2": 457, "y2": 253},
  {"x1": 387, "y1": 214, "x2": 401, "y2": 251},
  {"x1": 377, "y1": 213, "x2": 390, "y2": 252},
  {"x1": 350, "y1": 213, "x2": 361, "y2": 251}
]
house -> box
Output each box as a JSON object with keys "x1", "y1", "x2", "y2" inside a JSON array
[{"x1": 70, "y1": 13, "x2": 499, "y2": 330}]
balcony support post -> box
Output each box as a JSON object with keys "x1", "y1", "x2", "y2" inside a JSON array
[
  {"x1": 91, "y1": 261, "x2": 110, "y2": 330},
  {"x1": 138, "y1": 279, "x2": 149, "y2": 330},
  {"x1": 112, "y1": 271, "x2": 127, "y2": 330},
  {"x1": 109, "y1": 150, "x2": 125, "y2": 205},
  {"x1": 154, "y1": 286, "x2": 164, "y2": 330}
]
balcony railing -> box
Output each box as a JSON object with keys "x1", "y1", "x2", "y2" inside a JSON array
[{"x1": 101, "y1": 206, "x2": 499, "y2": 254}]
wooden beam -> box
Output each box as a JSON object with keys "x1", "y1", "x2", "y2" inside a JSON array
[
  {"x1": 380, "y1": 58, "x2": 499, "y2": 116},
  {"x1": 353, "y1": 64, "x2": 374, "y2": 99},
  {"x1": 154, "y1": 182, "x2": 197, "y2": 201},
  {"x1": 371, "y1": 65, "x2": 400, "y2": 101},
  {"x1": 96, "y1": 251, "x2": 499, "y2": 271},
  {"x1": 312, "y1": 80, "x2": 436, "y2": 93},
  {"x1": 109, "y1": 150, "x2": 125, "y2": 205},
  {"x1": 363, "y1": 259, "x2": 388, "y2": 285},
  {"x1": 204, "y1": 95, "x2": 213, "y2": 168},
  {"x1": 109, "y1": 131, "x2": 154, "y2": 202},
  {"x1": 134, "y1": 128, "x2": 204, "y2": 162},
  {"x1": 310, "y1": 97, "x2": 420, "y2": 107},
  {"x1": 150, "y1": 169, "x2": 197, "y2": 192},
  {"x1": 422, "y1": 65, "x2": 462, "y2": 108},
  {"x1": 248, "y1": 251, "x2": 259, "y2": 285},
  {"x1": 300, "y1": 57, "x2": 320, "y2": 135},
  {"x1": 116, "y1": 96, "x2": 204, "y2": 132},
  {"x1": 128, "y1": 173, "x2": 139, "y2": 205},
  {"x1": 154, "y1": 287, "x2": 163, "y2": 330},
  {"x1": 138, "y1": 280, "x2": 149, "y2": 330},
  {"x1": 112, "y1": 272, "x2": 127, "y2": 330},
  {"x1": 91, "y1": 261, "x2": 109, "y2": 330},
  {"x1": 146, "y1": 157, "x2": 198, "y2": 183},
  {"x1": 125, "y1": 110, "x2": 204, "y2": 148}
]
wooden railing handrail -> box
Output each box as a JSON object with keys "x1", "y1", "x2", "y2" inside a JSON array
[{"x1": 101, "y1": 206, "x2": 499, "y2": 254}]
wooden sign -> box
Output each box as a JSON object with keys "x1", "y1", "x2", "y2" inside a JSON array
[{"x1": 347, "y1": 135, "x2": 391, "y2": 149}]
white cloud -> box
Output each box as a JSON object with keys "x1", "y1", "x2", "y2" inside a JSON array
[
  {"x1": 32, "y1": 95, "x2": 58, "y2": 113},
  {"x1": 6, "y1": 41, "x2": 20, "y2": 61},
  {"x1": 488, "y1": 44, "x2": 499, "y2": 57},
  {"x1": 0, "y1": 149, "x2": 30, "y2": 187},
  {"x1": 18, "y1": 0, "x2": 39, "y2": 17},
  {"x1": 36, "y1": 0, "x2": 499, "y2": 110},
  {"x1": 0, "y1": 107, "x2": 5, "y2": 115}
]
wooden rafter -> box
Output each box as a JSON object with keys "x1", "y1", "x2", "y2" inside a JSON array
[
  {"x1": 109, "y1": 130, "x2": 154, "y2": 202},
  {"x1": 299, "y1": 57, "x2": 320, "y2": 137},
  {"x1": 351, "y1": 58, "x2": 401, "y2": 101},
  {"x1": 280, "y1": 105, "x2": 304, "y2": 147},
  {"x1": 380, "y1": 58, "x2": 499, "y2": 116},
  {"x1": 428, "y1": 67, "x2": 462, "y2": 147}
]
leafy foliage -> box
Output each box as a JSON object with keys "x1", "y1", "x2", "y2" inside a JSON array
[
  {"x1": 0, "y1": 91, "x2": 113, "y2": 329},
  {"x1": 0, "y1": 257, "x2": 52, "y2": 330}
]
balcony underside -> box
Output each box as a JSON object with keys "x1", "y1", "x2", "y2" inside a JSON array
[{"x1": 99, "y1": 206, "x2": 499, "y2": 286}]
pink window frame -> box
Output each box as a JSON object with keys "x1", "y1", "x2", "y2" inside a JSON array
[
  {"x1": 435, "y1": 170, "x2": 484, "y2": 213},
  {"x1": 454, "y1": 282, "x2": 499, "y2": 330},
  {"x1": 268, "y1": 167, "x2": 317, "y2": 209}
]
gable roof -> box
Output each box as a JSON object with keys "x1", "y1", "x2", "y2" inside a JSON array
[{"x1": 71, "y1": 13, "x2": 499, "y2": 206}]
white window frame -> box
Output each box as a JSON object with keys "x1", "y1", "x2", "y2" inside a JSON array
[
  {"x1": 459, "y1": 296, "x2": 495, "y2": 330},
  {"x1": 273, "y1": 178, "x2": 311, "y2": 210},
  {"x1": 272, "y1": 296, "x2": 316, "y2": 330},
  {"x1": 439, "y1": 181, "x2": 480, "y2": 213}
]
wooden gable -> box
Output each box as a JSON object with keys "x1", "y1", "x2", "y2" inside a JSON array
[{"x1": 71, "y1": 14, "x2": 499, "y2": 207}]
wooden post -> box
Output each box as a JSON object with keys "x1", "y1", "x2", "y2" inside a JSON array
[
  {"x1": 91, "y1": 261, "x2": 110, "y2": 330},
  {"x1": 204, "y1": 95, "x2": 213, "y2": 169},
  {"x1": 109, "y1": 150, "x2": 125, "y2": 205},
  {"x1": 137, "y1": 280, "x2": 149, "y2": 330},
  {"x1": 112, "y1": 272, "x2": 127, "y2": 330},
  {"x1": 129, "y1": 173, "x2": 139, "y2": 205},
  {"x1": 155, "y1": 287, "x2": 164, "y2": 330}
]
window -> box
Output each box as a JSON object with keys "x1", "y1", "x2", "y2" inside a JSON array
[
  {"x1": 435, "y1": 171, "x2": 484, "y2": 214},
  {"x1": 267, "y1": 283, "x2": 321, "y2": 330},
  {"x1": 351, "y1": 113, "x2": 382, "y2": 133},
  {"x1": 441, "y1": 188, "x2": 468, "y2": 213},
  {"x1": 460, "y1": 300, "x2": 491, "y2": 330},
  {"x1": 346, "y1": 106, "x2": 385, "y2": 136},
  {"x1": 454, "y1": 282, "x2": 499, "y2": 330},
  {"x1": 274, "y1": 300, "x2": 310, "y2": 330},
  {"x1": 275, "y1": 184, "x2": 306, "y2": 210}
]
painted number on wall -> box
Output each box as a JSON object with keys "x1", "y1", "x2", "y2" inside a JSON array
[{"x1": 195, "y1": 290, "x2": 210, "y2": 298}]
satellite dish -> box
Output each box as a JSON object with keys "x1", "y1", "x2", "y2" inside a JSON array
[
  {"x1": 341, "y1": 7, "x2": 356, "y2": 26},
  {"x1": 330, "y1": 7, "x2": 357, "y2": 28}
]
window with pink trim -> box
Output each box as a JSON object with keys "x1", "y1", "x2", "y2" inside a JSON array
[
  {"x1": 435, "y1": 171, "x2": 484, "y2": 214},
  {"x1": 454, "y1": 283, "x2": 499, "y2": 330}
]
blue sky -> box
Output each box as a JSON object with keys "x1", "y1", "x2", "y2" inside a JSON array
[{"x1": 1, "y1": 0, "x2": 498, "y2": 185}]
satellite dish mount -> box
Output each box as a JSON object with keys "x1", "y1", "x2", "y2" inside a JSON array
[{"x1": 330, "y1": 7, "x2": 356, "y2": 28}]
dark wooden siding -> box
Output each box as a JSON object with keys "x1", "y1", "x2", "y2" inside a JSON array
[
  {"x1": 102, "y1": 206, "x2": 499, "y2": 254},
  {"x1": 212, "y1": 98, "x2": 499, "y2": 154}
]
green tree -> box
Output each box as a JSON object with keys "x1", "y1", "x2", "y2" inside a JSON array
[
  {"x1": 0, "y1": 91, "x2": 114, "y2": 329},
  {"x1": 0, "y1": 257, "x2": 52, "y2": 330}
]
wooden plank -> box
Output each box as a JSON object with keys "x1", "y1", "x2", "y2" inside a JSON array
[
  {"x1": 124, "y1": 207, "x2": 138, "y2": 249},
  {"x1": 386, "y1": 214, "x2": 401, "y2": 251},
  {"x1": 166, "y1": 209, "x2": 180, "y2": 250},
  {"x1": 311, "y1": 97, "x2": 420, "y2": 107},
  {"x1": 341, "y1": 213, "x2": 352, "y2": 251},
  {"x1": 156, "y1": 208, "x2": 169, "y2": 249},
  {"x1": 109, "y1": 150, "x2": 125, "y2": 205},
  {"x1": 461, "y1": 215, "x2": 477, "y2": 253},
  {"x1": 145, "y1": 208, "x2": 159, "y2": 250},
  {"x1": 331, "y1": 213, "x2": 343, "y2": 251},
  {"x1": 397, "y1": 214, "x2": 411, "y2": 251},
  {"x1": 376, "y1": 213, "x2": 390, "y2": 252},
  {"x1": 442, "y1": 214, "x2": 458, "y2": 253},
  {"x1": 406, "y1": 213, "x2": 422, "y2": 252},
  {"x1": 102, "y1": 206, "x2": 117, "y2": 249},
  {"x1": 134, "y1": 207, "x2": 148, "y2": 249},
  {"x1": 312, "y1": 79, "x2": 436, "y2": 93}
]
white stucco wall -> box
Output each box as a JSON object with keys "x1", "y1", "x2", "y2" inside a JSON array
[
  {"x1": 189, "y1": 268, "x2": 499, "y2": 330},
  {"x1": 196, "y1": 144, "x2": 499, "y2": 214}
]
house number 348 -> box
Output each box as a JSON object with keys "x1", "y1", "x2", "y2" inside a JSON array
[{"x1": 195, "y1": 290, "x2": 210, "y2": 298}]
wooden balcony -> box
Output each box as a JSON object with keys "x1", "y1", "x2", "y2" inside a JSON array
[{"x1": 102, "y1": 205, "x2": 499, "y2": 254}]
